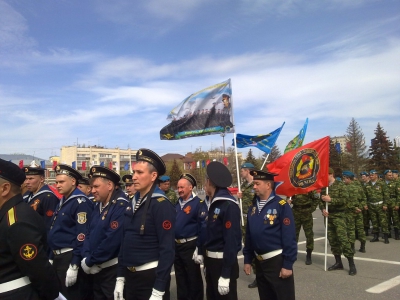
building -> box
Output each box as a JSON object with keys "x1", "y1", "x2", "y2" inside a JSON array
[
  {"x1": 331, "y1": 136, "x2": 348, "y2": 154},
  {"x1": 60, "y1": 145, "x2": 137, "y2": 174}
]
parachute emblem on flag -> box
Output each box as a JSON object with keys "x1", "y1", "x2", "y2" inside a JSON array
[{"x1": 289, "y1": 148, "x2": 320, "y2": 188}]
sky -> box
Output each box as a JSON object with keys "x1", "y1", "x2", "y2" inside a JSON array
[{"x1": 1, "y1": 0, "x2": 399, "y2": 161}]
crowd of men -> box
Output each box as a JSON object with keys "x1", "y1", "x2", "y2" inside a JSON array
[{"x1": 1, "y1": 148, "x2": 399, "y2": 300}]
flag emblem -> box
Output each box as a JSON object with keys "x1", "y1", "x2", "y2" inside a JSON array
[{"x1": 289, "y1": 148, "x2": 320, "y2": 188}]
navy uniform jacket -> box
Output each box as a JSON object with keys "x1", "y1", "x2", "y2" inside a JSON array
[
  {"x1": 0, "y1": 194, "x2": 60, "y2": 299},
  {"x1": 118, "y1": 186, "x2": 176, "y2": 292},
  {"x1": 175, "y1": 194, "x2": 202, "y2": 239},
  {"x1": 243, "y1": 192, "x2": 297, "y2": 270},
  {"x1": 24, "y1": 184, "x2": 60, "y2": 232},
  {"x1": 204, "y1": 188, "x2": 241, "y2": 278},
  {"x1": 197, "y1": 197, "x2": 210, "y2": 255},
  {"x1": 48, "y1": 187, "x2": 93, "y2": 266},
  {"x1": 82, "y1": 189, "x2": 128, "y2": 266}
]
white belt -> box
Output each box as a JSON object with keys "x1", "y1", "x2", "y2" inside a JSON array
[
  {"x1": 53, "y1": 248, "x2": 73, "y2": 255},
  {"x1": 99, "y1": 257, "x2": 118, "y2": 269},
  {"x1": 206, "y1": 250, "x2": 223, "y2": 259},
  {"x1": 255, "y1": 249, "x2": 282, "y2": 261},
  {"x1": 175, "y1": 236, "x2": 198, "y2": 244},
  {"x1": 370, "y1": 201, "x2": 383, "y2": 205},
  {"x1": 127, "y1": 261, "x2": 158, "y2": 272},
  {"x1": 0, "y1": 276, "x2": 31, "y2": 293}
]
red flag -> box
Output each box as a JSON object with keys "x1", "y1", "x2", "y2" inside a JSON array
[
  {"x1": 52, "y1": 161, "x2": 57, "y2": 169},
  {"x1": 223, "y1": 157, "x2": 228, "y2": 166},
  {"x1": 192, "y1": 161, "x2": 196, "y2": 169},
  {"x1": 19, "y1": 160, "x2": 23, "y2": 168},
  {"x1": 82, "y1": 161, "x2": 87, "y2": 170},
  {"x1": 109, "y1": 161, "x2": 113, "y2": 169},
  {"x1": 267, "y1": 136, "x2": 330, "y2": 196},
  {"x1": 206, "y1": 160, "x2": 210, "y2": 165}
]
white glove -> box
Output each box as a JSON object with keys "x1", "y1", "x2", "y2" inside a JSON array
[
  {"x1": 90, "y1": 264, "x2": 102, "y2": 274},
  {"x1": 149, "y1": 288, "x2": 165, "y2": 300},
  {"x1": 49, "y1": 259, "x2": 53, "y2": 265},
  {"x1": 192, "y1": 247, "x2": 204, "y2": 264},
  {"x1": 218, "y1": 277, "x2": 230, "y2": 295},
  {"x1": 114, "y1": 277, "x2": 125, "y2": 300},
  {"x1": 192, "y1": 247, "x2": 198, "y2": 260},
  {"x1": 65, "y1": 264, "x2": 79, "y2": 287},
  {"x1": 54, "y1": 292, "x2": 67, "y2": 300},
  {"x1": 81, "y1": 258, "x2": 91, "y2": 274}
]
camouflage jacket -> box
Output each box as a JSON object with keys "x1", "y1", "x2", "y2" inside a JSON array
[
  {"x1": 291, "y1": 191, "x2": 319, "y2": 211},
  {"x1": 345, "y1": 181, "x2": 366, "y2": 213},
  {"x1": 240, "y1": 181, "x2": 254, "y2": 213},
  {"x1": 166, "y1": 189, "x2": 178, "y2": 205},
  {"x1": 319, "y1": 180, "x2": 349, "y2": 215},
  {"x1": 364, "y1": 180, "x2": 388, "y2": 206},
  {"x1": 384, "y1": 180, "x2": 399, "y2": 206}
]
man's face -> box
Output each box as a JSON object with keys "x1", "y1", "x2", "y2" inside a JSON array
[
  {"x1": 24, "y1": 175, "x2": 44, "y2": 192},
  {"x1": 222, "y1": 97, "x2": 229, "y2": 108},
  {"x1": 343, "y1": 177, "x2": 351, "y2": 184},
  {"x1": 55, "y1": 174, "x2": 75, "y2": 196},
  {"x1": 393, "y1": 173, "x2": 398, "y2": 180},
  {"x1": 125, "y1": 183, "x2": 136, "y2": 196},
  {"x1": 385, "y1": 172, "x2": 393, "y2": 181},
  {"x1": 159, "y1": 181, "x2": 170, "y2": 192},
  {"x1": 91, "y1": 177, "x2": 112, "y2": 203},
  {"x1": 132, "y1": 162, "x2": 157, "y2": 193},
  {"x1": 328, "y1": 173, "x2": 334, "y2": 183},
  {"x1": 77, "y1": 184, "x2": 91, "y2": 196},
  {"x1": 361, "y1": 175, "x2": 369, "y2": 182},
  {"x1": 252, "y1": 180, "x2": 270, "y2": 198},
  {"x1": 177, "y1": 179, "x2": 192, "y2": 200},
  {"x1": 369, "y1": 173, "x2": 378, "y2": 182},
  {"x1": 240, "y1": 168, "x2": 249, "y2": 179}
]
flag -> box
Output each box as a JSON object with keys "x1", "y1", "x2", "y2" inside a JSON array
[
  {"x1": 19, "y1": 160, "x2": 23, "y2": 168},
  {"x1": 109, "y1": 161, "x2": 113, "y2": 169},
  {"x1": 346, "y1": 141, "x2": 352, "y2": 152},
  {"x1": 284, "y1": 118, "x2": 308, "y2": 153},
  {"x1": 202, "y1": 160, "x2": 206, "y2": 168},
  {"x1": 124, "y1": 162, "x2": 129, "y2": 171},
  {"x1": 206, "y1": 160, "x2": 210, "y2": 165},
  {"x1": 335, "y1": 143, "x2": 341, "y2": 154},
  {"x1": 100, "y1": 161, "x2": 105, "y2": 167},
  {"x1": 197, "y1": 161, "x2": 200, "y2": 168},
  {"x1": 82, "y1": 161, "x2": 87, "y2": 170},
  {"x1": 72, "y1": 161, "x2": 76, "y2": 169},
  {"x1": 234, "y1": 122, "x2": 285, "y2": 154},
  {"x1": 223, "y1": 157, "x2": 228, "y2": 166},
  {"x1": 40, "y1": 160, "x2": 45, "y2": 169},
  {"x1": 52, "y1": 160, "x2": 57, "y2": 169},
  {"x1": 267, "y1": 136, "x2": 330, "y2": 196},
  {"x1": 160, "y1": 79, "x2": 234, "y2": 140}
]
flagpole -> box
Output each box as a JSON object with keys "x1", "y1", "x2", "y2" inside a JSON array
[
  {"x1": 260, "y1": 154, "x2": 270, "y2": 170},
  {"x1": 324, "y1": 187, "x2": 329, "y2": 271}
]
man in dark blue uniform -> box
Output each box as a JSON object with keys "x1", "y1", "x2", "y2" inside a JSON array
[
  {"x1": 81, "y1": 166, "x2": 128, "y2": 299},
  {"x1": 203, "y1": 161, "x2": 241, "y2": 299},
  {"x1": 174, "y1": 173, "x2": 204, "y2": 300},
  {"x1": 23, "y1": 166, "x2": 59, "y2": 233},
  {"x1": 114, "y1": 149, "x2": 175, "y2": 300},
  {"x1": 78, "y1": 176, "x2": 95, "y2": 203},
  {"x1": 0, "y1": 158, "x2": 62, "y2": 300},
  {"x1": 122, "y1": 174, "x2": 135, "y2": 202},
  {"x1": 243, "y1": 170, "x2": 297, "y2": 300},
  {"x1": 48, "y1": 164, "x2": 93, "y2": 299}
]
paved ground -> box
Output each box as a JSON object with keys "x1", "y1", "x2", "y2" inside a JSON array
[{"x1": 169, "y1": 209, "x2": 400, "y2": 299}]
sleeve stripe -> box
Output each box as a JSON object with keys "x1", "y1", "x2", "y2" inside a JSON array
[{"x1": 7, "y1": 207, "x2": 16, "y2": 226}]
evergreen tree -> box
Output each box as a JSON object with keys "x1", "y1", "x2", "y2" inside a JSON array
[
  {"x1": 342, "y1": 118, "x2": 368, "y2": 174},
  {"x1": 261, "y1": 145, "x2": 282, "y2": 169},
  {"x1": 368, "y1": 123, "x2": 398, "y2": 173},
  {"x1": 169, "y1": 159, "x2": 181, "y2": 189},
  {"x1": 245, "y1": 149, "x2": 260, "y2": 169},
  {"x1": 329, "y1": 138, "x2": 342, "y2": 176}
]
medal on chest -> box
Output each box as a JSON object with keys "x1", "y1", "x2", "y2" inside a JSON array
[
  {"x1": 265, "y1": 209, "x2": 277, "y2": 225},
  {"x1": 213, "y1": 208, "x2": 220, "y2": 221},
  {"x1": 251, "y1": 207, "x2": 256, "y2": 216}
]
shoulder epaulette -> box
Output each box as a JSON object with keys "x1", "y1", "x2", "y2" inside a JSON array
[
  {"x1": 7, "y1": 207, "x2": 17, "y2": 226},
  {"x1": 200, "y1": 200, "x2": 204, "y2": 203},
  {"x1": 157, "y1": 197, "x2": 165, "y2": 202},
  {"x1": 279, "y1": 200, "x2": 286, "y2": 206}
]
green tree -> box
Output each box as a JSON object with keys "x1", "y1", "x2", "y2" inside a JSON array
[
  {"x1": 342, "y1": 118, "x2": 368, "y2": 174},
  {"x1": 245, "y1": 149, "x2": 260, "y2": 169},
  {"x1": 368, "y1": 123, "x2": 399, "y2": 173},
  {"x1": 260, "y1": 145, "x2": 281, "y2": 169},
  {"x1": 329, "y1": 138, "x2": 342, "y2": 176},
  {"x1": 169, "y1": 159, "x2": 181, "y2": 189}
]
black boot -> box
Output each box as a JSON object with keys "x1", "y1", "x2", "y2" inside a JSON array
[
  {"x1": 248, "y1": 279, "x2": 257, "y2": 288},
  {"x1": 370, "y1": 233, "x2": 379, "y2": 242},
  {"x1": 359, "y1": 241, "x2": 366, "y2": 253},
  {"x1": 364, "y1": 227, "x2": 369, "y2": 236},
  {"x1": 305, "y1": 249, "x2": 312, "y2": 265},
  {"x1": 395, "y1": 228, "x2": 399, "y2": 240},
  {"x1": 384, "y1": 233, "x2": 390, "y2": 244},
  {"x1": 347, "y1": 257, "x2": 357, "y2": 276},
  {"x1": 328, "y1": 255, "x2": 343, "y2": 271},
  {"x1": 350, "y1": 243, "x2": 355, "y2": 254}
]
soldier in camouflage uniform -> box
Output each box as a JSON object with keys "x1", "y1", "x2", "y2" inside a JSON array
[
  {"x1": 159, "y1": 175, "x2": 178, "y2": 204},
  {"x1": 343, "y1": 171, "x2": 367, "y2": 253},
  {"x1": 237, "y1": 162, "x2": 256, "y2": 288},
  {"x1": 320, "y1": 168, "x2": 356, "y2": 276},
  {"x1": 384, "y1": 170, "x2": 400, "y2": 240},
  {"x1": 359, "y1": 172, "x2": 371, "y2": 236},
  {"x1": 364, "y1": 170, "x2": 389, "y2": 243},
  {"x1": 289, "y1": 191, "x2": 319, "y2": 265}
]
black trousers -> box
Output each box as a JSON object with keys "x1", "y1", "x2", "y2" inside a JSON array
[
  {"x1": 174, "y1": 240, "x2": 204, "y2": 300},
  {"x1": 53, "y1": 251, "x2": 85, "y2": 300},
  {"x1": 91, "y1": 265, "x2": 117, "y2": 300},
  {"x1": 0, "y1": 285, "x2": 39, "y2": 300},
  {"x1": 125, "y1": 267, "x2": 171, "y2": 300},
  {"x1": 255, "y1": 255, "x2": 295, "y2": 300},
  {"x1": 204, "y1": 256, "x2": 239, "y2": 300}
]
